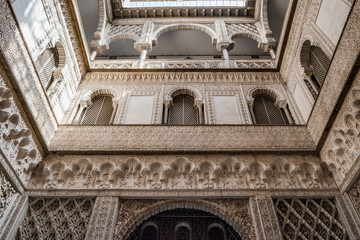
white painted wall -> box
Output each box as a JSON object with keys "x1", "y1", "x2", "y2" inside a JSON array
[
  {"x1": 124, "y1": 96, "x2": 154, "y2": 124},
  {"x1": 11, "y1": 0, "x2": 50, "y2": 48},
  {"x1": 316, "y1": 0, "x2": 351, "y2": 44},
  {"x1": 212, "y1": 96, "x2": 241, "y2": 124},
  {"x1": 293, "y1": 83, "x2": 312, "y2": 121}
]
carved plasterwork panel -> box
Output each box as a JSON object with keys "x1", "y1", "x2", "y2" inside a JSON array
[
  {"x1": 320, "y1": 71, "x2": 360, "y2": 186},
  {"x1": 274, "y1": 198, "x2": 349, "y2": 239},
  {"x1": 114, "y1": 199, "x2": 256, "y2": 240},
  {"x1": 16, "y1": 197, "x2": 95, "y2": 240},
  {"x1": 0, "y1": 68, "x2": 42, "y2": 183},
  {"x1": 28, "y1": 154, "x2": 336, "y2": 191},
  {"x1": 117, "y1": 85, "x2": 162, "y2": 124},
  {"x1": 205, "y1": 85, "x2": 250, "y2": 124},
  {"x1": 0, "y1": 168, "x2": 16, "y2": 220},
  {"x1": 85, "y1": 197, "x2": 118, "y2": 239}
]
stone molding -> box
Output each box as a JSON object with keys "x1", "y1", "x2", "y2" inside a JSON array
[
  {"x1": 90, "y1": 59, "x2": 276, "y2": 69},
  {"x1": 250, "y1": 196, "x2": 282, "y2": 240},
  {"x1": 85, "y1": 196, "x2": 119, "y2": 240},
  {"x1": 114, "y1": 199, "x2": 256, "y2": 240},
  {"x1": 28, "y1": 154, "x2": 336, "y2": 191}
]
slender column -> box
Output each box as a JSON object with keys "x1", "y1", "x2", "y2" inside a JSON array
[
  {"x1": 73, "y1": 101, "x2": 88, "y2": 123},
  {"x1": 269, "y1": 49, "x2": 276, "y2": 59},
  {"x1": 85, "y1": 196, "x2": 119, "y2": 240},
  {"x1": 196, "y1": 102, "x2": 204, "y2": 124},
  {"x1": 305, "y1": 75, "x2": 319, "y2": 95},
  {"x1": 139, "y1": 49, "x2": 147, "y2": 68},
  {"x1": 163, "y1": 100, "x2": 172, "y2": 124},
  {"x1": 282, "y1": 106, "x2": 294, "y2": 124},
  {"x1": 249, "y1": 196, "x2": 282, "y2": 240},
  {"x1": 0, "y1": 194, "x2": 28, "y2": 239},
  {"x1": 222, "y1": 48, "x2": 231, "y2": 68},
  {"x1": 248, "y1": 102, "x2": 257, "y2": 124},
  {"x1": 90, "y1": 50, "x2": 98, "y2": 61},
  {"x1": 109, "y1": 101, "x2": 119, "y2": 124},
  {"x1": 336, "y1": 194, "x2": 360, "y2": 240}
]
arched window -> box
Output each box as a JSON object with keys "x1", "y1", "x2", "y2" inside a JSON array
[
  {"x1": 208, "y1": 225, "x2": 226, "y2": 240},
  {"x1": 309, "y1": 46, "x2": 330, "y2": 86},
  {"x1": 300, "y1": 41, "x2": 330, "y2": 98},
  {"x1": 168, "y1": 94, "x2": 200, "y2": 125},
  {"x1": 174, "y1": 222, "x2": 192, "y2": 240},
  {"x1": 252, "y1": 95, "x2": 289, "y2": 125},
  {"x1": 78, "y1": 95, "x2": 114, "y2": 124},
  {"x1": 36, "y1": 47, "x2": 59, "y2": 89},
  {"x1": 139, "y1": 222, "x2": 158, "y2": 240}
]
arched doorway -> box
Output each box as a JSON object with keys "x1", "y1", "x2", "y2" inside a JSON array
[{"x1": 125, "y1": 208, "x2": 242, "y2": 240}]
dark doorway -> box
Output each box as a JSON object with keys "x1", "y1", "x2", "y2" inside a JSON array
[{"x1": 126, "y1": 208, "x2": 242, "y2": 240}]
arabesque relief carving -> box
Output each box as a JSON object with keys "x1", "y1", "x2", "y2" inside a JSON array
[{"x1": 28, "y1": 155, "x2": 336, "y2": 190}]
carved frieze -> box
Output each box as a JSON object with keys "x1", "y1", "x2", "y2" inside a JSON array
[
  {"x1": 49, "y1": 125, "x2": 315, "y2": 152},
  {"x1": 28, "y1": 154, "x2": 336, "y2": 191},
  {"x1": 82, "y1": 71, "x2": 282, "y2": 84}
]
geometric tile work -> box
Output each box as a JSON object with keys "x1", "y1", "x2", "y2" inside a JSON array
[
  {"x1": 16, "y1": 198, "x2": 95, "y2": 240},
  {"x1": 274, "y1": 198, "x2": 348, "y2": 240}
]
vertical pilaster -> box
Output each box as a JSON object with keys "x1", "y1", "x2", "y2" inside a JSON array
[
  {"x1": 85, "y1": 196, "x2": 119, "y2": 240},
  {"x1": 250, "y1": 196, "x2": 282, "y2": 240},
  {"x1": 336, "y1": 194, "x2": 360, "y2": 240},
  {"x1": 0, "y1": 194, "x2": 28, "y2": 239}
]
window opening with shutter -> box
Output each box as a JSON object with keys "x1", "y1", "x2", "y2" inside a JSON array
[
  {"x1": 168, "y1": 94, "x2": 199, "y2": 125},
  {"x1": 253, "y1": 95, "x2": 289, "y2": 125},
  {"x1": 79, "y1": 95, "x2": 114, "y2": 125},
  {"x1": 36, "y1": 48, "x2": 59, "y2": 89},
  {"x1": 309, "y1": 46, "x2": 330, "y2": 87}
]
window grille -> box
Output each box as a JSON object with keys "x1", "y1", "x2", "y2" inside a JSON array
[
  {"x1": 274, "y1": 198, "x2": 348, "y2": 240},
  {"x1": 253, "y1": 95, "x2": 289, "y2": 125},
  {"x1": 36, "y1": 48, "x2": 59, "y2": 88},
  {"x1": 168, "y1": 94, "x2": 199, "y2": 125},
  {"x1": 310, "y1": 46, "x2": 330, "y2": 87},
  {"x1": 79, "y1": 95, "x2": 114, "y2": 125}
]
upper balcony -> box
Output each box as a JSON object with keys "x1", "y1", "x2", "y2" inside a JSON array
[{"x1": 72, "y1": 0, "x2": 291, "y2": 70}]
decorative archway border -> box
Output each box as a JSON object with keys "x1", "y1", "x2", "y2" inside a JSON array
[{"x1": 114, "y1": 199, "x2": 256, "y2": 240}]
